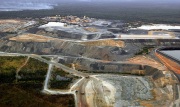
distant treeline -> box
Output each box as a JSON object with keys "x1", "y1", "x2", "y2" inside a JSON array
[{"x1": 0, "y1": 2, "x2": 180, "y2": 24}]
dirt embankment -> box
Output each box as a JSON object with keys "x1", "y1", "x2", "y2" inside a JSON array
[
  {"x1": 81, "y1": 39, "x2": 125, "y2": 48},
  {"x1": 9, "y1": 34, "x2": 56, "y2": 42},
  {"x1": 127, "y1": 55, "x2": 167, "y2": 71},
  {"x1": 0, "y1": 19, "x2": 22, "y2": 24},
  {"x1": 0, "y1": 19, "x2": 36, "y2": 33},
  {"x1": 84, "y1": 27, "x2": 98, "y2": 32}
]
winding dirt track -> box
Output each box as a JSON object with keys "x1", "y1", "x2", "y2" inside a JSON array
[{"x1": 15, "y1": 56, "x2": 30, "y2": 83}]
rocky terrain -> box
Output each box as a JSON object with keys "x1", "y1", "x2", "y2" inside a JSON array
[{"x1": 97, "y1": 74, "x2": 177, "y2": 107}]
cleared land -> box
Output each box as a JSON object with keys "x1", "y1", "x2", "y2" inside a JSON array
[
  {"x1": 0, "y1": 19, "x2": 22, "y2": 24},
  {"x1": 127, "y1": 55, "x2": 167, "y2": 71},
  {"x1": 0, "y1": 19, "x2": 36, "y2": 32},
  {"x1": 80, "y1": 39, "x2": 125, "y2": 47},
  {"x1": 9, "y1": 34, "x2": 56, "y2": 42}
]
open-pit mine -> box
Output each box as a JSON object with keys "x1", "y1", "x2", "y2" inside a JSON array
[{"x1": 0, "y1": 16, "x2": 180, "y2": 107}]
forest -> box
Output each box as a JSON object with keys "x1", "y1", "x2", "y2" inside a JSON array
[{"x1": 0, "y1": 2, "x2": 179, "y2": 24}]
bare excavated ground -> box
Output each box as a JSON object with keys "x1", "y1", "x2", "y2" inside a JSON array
[
  {"x1": 80, "y1": 39, "x2": 125, "y2": 48},
  {"x1": 148, "y1": 30, "x2": 175, "y2": 37},
  {"x1": 9, "y1": 33, "x2": 56, "y2": 42},
  {"x1": 0, "y1": 19, "x2": 22, "y2": 24},
  {"x1": 0, "y1": 19, "x2": 36, "y2": 33},
  {"x1": 127, "y1": 55, "x2": 168, "y2": 71},
  {"x1": 83, "y1": 27, "x2": 98, "y2": 32},
  {"x1": 85, "y1": 77, "x2": 116, "y2": 107},
  {"x1": 94, "y1": 73, "x2": 179, "y2": 107}
]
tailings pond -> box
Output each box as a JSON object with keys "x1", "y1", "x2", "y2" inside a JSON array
[{"x1": 161, "y1": 50, "x2": 180, "y2": 61}]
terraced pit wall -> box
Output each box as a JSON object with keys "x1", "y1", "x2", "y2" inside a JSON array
[
  {"x1": 59, "y1": 57, "x2": 165, "y2": 80},
  {"x1": 0, "y1": 39, "x2": 180, "y2": 61},
  {"x1": 90, "y1": 63, "x2": 165, "y2": 80}
]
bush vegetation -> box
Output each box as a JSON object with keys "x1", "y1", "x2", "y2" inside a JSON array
[
  {"x1": 0, "y1": 56, "x2": 75, "y2": 107},
  {"x1": 50, "y1": 67, "x2": 79, "y2": 90}
]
